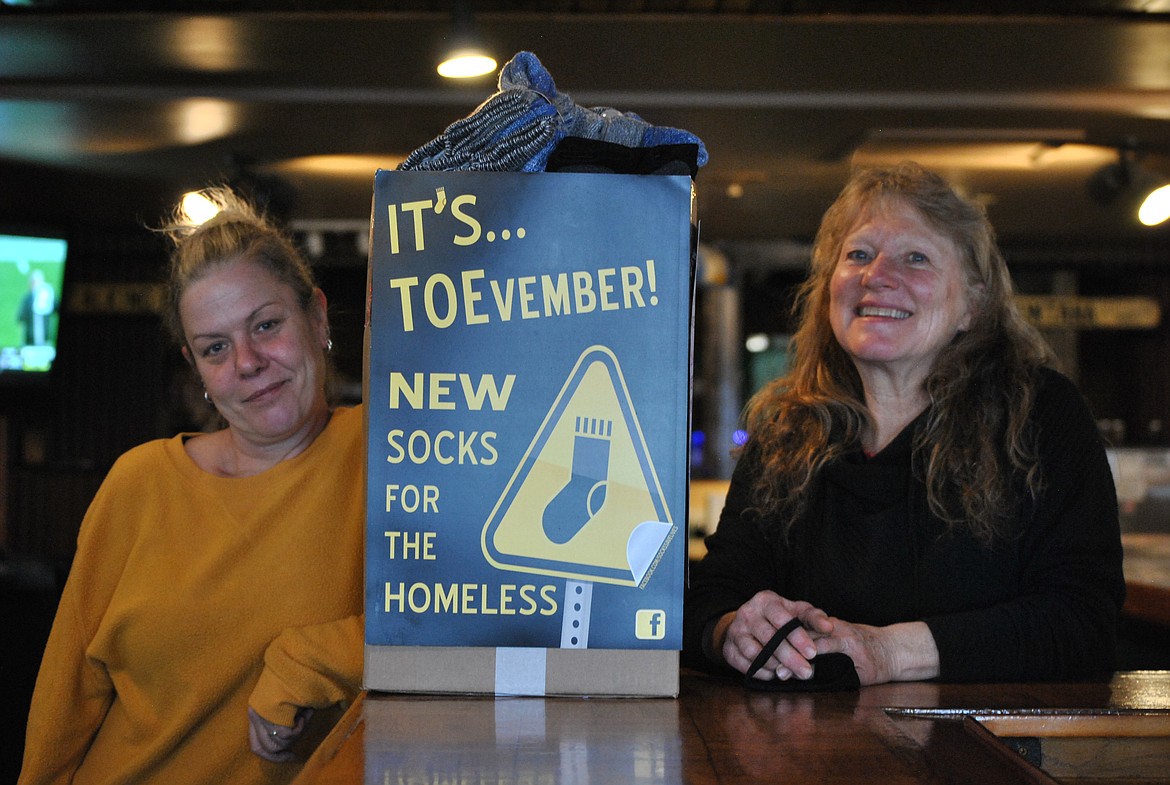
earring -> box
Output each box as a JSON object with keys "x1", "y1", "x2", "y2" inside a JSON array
[
  {"x1": 204, "y1": 390, "x2": 212, "y2": 405},
  {"x1": 326, "y1": 339, "x2": 333, "y2": 352}
]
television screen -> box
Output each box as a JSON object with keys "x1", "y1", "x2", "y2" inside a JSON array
[{"x1": 0, "y1": 230, "x2": 68, "y2": 380}]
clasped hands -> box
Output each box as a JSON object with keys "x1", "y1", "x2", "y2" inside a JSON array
[{"x1": 716, "y1": 590, "x2": 940, "y2": 687}]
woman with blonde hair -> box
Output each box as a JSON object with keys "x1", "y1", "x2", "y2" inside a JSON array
[
  {"x1": 20, "y1": 188, "x2": 364, "y2": 784},
  {"x1": 684, "y1": 162, "x2": 1124, "y2": 687}
]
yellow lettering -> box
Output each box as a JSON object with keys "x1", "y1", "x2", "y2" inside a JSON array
[
  {"x1": 573, "y1": 270, "x2": 596, "y2": 314},
  {"x1": 518, "y1": 275, "x2": 539, "y2": 319},
  {"x1": 598, "y1": 267, "x2": 619, "y2": 311},
  {"x1": 451, "y1": 194, "x2": 481, "y2": 246},
  {"x1": 423, "y1": 274, "x2": 457, "y2": 328},
  {"x1": 542, "y1": 273, "x2": 570, "y2": 316},
  {"x1": 461, "y1": 269, "x2": 488, "y2": 324},
  {"x1": 388, "y1": 276, "x2": 418, "y2": 332}
]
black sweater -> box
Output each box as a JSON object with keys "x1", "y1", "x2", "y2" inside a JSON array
[{"x1": 683, "y1": 368, "x2": 1125, "y2": 682}]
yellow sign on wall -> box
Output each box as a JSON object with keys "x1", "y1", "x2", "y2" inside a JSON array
[
  {"x1": 1014, "y1": 295, "x2": 1161, "y2": 329},
  {"x1": 67, "y1": 283, "x2": 165, "y2": 315}
]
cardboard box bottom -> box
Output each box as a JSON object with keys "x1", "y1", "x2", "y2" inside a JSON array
[{"x1": 365, "y1": 645, "x2": 679, "y2": 697}]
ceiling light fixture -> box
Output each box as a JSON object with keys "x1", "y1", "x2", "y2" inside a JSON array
[
  {"x1": 1087, "y1": 143, "x2": 1170, "y2": 227},
  {"x1": 1138, "y1": 183, "x2": 1170, "y2": 227},
  {"x1": 437, "y1": 0, "x2": 496, "y2": 79}
]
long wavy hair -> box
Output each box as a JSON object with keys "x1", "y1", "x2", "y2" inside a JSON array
[{"x1": 742, "y1": 162, "x2": 1053, "y2": 543}]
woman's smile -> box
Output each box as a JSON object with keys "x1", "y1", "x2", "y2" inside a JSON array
[{"x1": 855, "y1": 305, "x2": 911, "y2": 319}]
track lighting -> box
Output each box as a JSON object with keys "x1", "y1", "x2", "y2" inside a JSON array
[
  {"x1": 1138, "y1": 183, "x2": 1170, "y2": 227},
  {"x1": 1088, "y1": 145, "x2": 1170, "y2": 227}
]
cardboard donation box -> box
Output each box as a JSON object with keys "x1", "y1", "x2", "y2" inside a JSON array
[{"x1": 364, "y1": 171, "x2": 695, "y2": 697}]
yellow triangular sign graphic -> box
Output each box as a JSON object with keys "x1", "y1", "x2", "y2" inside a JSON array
[{"x1": 481, "y1": 345, "x2": 675, "y2": 587}]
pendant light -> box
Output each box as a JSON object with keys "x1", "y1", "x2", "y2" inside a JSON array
[{"x1": 437, "y1": 0, "x2": 496, "y2": 80}]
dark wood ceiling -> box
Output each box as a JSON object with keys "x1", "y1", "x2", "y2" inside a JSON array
[
  {"x1": 3, "y1": 1, "x2": 1168, "y2": 14},
  {"x1": 4, "y1": 1, "x2": 1170, "y2": 264}
]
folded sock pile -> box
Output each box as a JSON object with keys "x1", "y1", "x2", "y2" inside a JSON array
[{"x1": 397, "y1": 51, "x2": 707, "y2": 175}]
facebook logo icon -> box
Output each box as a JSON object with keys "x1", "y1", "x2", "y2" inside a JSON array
[{"x1": 635, "y1": 609, "x2": 667, "y2": 640}]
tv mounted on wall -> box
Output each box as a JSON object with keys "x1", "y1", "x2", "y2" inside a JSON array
[{"x1": 0, "y1": 228, "x2": 69, "y2": 384}]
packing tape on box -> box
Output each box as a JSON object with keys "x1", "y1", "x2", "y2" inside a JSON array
[{"x1": 495, "y1": 647, "x2": 548, "y2": 696}]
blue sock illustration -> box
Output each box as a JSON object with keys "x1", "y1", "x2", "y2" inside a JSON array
[{"x1": 542, "y1": 417, "x2": 613, "y2": 544}]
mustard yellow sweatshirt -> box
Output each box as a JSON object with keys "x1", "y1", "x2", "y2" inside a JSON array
[{"x1": 19, "y1": 405, "x2": 366, "y2": 785}]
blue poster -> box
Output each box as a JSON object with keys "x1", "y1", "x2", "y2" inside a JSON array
[{"x1": 365, "y1": 171, "x2": 694, "y2": 651}]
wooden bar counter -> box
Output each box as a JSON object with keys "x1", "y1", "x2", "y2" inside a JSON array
[
  {"x1": 1123, "y1": 533, "x2": 1170, "y2": 628},
  {"x1": 293, "y1": 670, "x2": 1170, "y2": 785}
]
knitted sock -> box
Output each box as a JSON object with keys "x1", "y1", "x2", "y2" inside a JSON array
[
  {"x1": 398, "y1": 51, "x2": 708, "y2": 173},
  {"x1": 397, "y1": 90, "x2": 560, "y2": 172}
]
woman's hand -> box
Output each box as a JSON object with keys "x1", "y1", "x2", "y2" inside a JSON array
[
  {"x1": 814, "y1": 618, "x2": 940, "y2": 686},
  {"x1": 248, "y1": 706, "x2": 314, "y2": 762},
  {"x1": 714, "y1": 591, "x2": 833, "y2": 681}
]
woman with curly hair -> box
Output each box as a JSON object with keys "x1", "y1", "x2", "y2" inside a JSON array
[{"x1": 684, "y1": 162, "x2": 1124, "y2": 687}]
